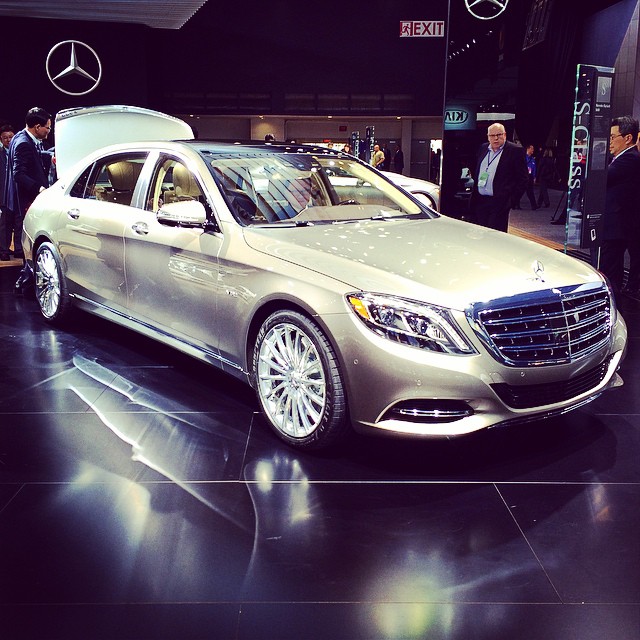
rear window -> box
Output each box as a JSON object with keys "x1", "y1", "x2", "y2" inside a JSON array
[{"x1": 69, "y1": 153, "x2": 147, "y2": 207}]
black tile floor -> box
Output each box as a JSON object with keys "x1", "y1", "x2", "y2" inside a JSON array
[{"x1": 0, "y1": 264, "x2": 639, "y2": 640}]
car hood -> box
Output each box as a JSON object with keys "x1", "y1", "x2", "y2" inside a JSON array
[{"x1": 243, "y1": 216, "x2": 602, "y2": 309}]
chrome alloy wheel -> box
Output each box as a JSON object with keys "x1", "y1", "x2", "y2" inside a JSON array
[
  {"x1": 35, "y1": 245, "x2": 61, "y2": 319},
  {"x1": 257, "y1": 321, "x2": 327, "y2": 438}
]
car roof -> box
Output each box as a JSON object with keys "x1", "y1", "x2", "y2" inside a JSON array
[{"x1": 179, "y1": 140, "x2": 347, "y2": 157}]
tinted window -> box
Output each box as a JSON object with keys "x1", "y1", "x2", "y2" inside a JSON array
[{"x1": 69, "y1": 164, "x2": 93, "y2": 198}]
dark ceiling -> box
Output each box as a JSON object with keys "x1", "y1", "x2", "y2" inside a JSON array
[{"x1": 0, "y1": 0, "x2": 208, "y2": 29}]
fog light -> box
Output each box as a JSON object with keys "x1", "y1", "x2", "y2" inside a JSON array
[{"x1": 383, "y1": 400, "x2": 474, "y2": 423}]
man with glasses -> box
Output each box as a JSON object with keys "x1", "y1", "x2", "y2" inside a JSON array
[
  {"x1": 599, "y1": 115, "x2": 640, "y2": 299},
  {"x1": 5, "y1": 107, "x2": 52, "y2": 292},
  {"x1": 469, "y1": 122, "x2": 528, "y2": 232}
]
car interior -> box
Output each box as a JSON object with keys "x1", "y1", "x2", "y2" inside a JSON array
[{"x1": 97, "y1": 160, "x2": 144, "y2": 206}]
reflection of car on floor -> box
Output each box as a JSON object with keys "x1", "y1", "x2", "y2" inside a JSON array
[
  {"x1": 382, "y1": 171, "x2": 440, "y2": 210},
  {"x1": 22, "y1": 105, "x2": 627, "y2": 451}
]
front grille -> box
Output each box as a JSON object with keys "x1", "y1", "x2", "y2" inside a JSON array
[
  {"x1": 468, "y1": 283, "x2": 612, "y2": 366},
  {"x1": 491, "y1": 357, "x2": 611, "y2": 408}
]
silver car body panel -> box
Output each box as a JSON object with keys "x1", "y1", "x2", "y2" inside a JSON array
[{"x1": 241, "y1": 216, "x2": 602, "y2": 310}]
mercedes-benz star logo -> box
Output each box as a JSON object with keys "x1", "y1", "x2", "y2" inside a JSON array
[
  {"x1": 531, "y1": 260, "x2": 545, "y2": 282},
  {"x1": 465, "y1": 0, "x2": 509, "y2": 20},
  {"x1": 46, "y1": 40, "x2": 102, "y2": 96}
]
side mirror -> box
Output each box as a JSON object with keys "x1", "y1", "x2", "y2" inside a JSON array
[
  {"x1": 411, "y1": 193, "x2": 432, "y2": 207},
  {"x1": 157, "y1": 200, "x2": 207, "y2": 227}
]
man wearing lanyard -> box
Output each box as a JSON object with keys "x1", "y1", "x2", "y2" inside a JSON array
[
  {"x1": 470, "y1": 122, "x2": 528, "y2": 232},
  {"x1": 599, "y1": 115, "x2": 640, "y2": 299}
]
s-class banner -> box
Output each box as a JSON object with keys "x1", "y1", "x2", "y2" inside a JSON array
[{"x1": 567, "y1": 64, "x2": 614, "y2": 249}]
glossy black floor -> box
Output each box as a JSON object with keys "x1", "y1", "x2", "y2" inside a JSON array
[{"x1": 0, "y1": 265, "x2": 639, "y2": 640}]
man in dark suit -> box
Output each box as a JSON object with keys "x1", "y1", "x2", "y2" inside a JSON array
[
  {"x1": 0, "y1": 124, "x2": 15, "y2": 260},
  {"x1": 393, "y1": 144, "x2": 404, "y2": 174},
  {"x1": 599, "y1": 115, "x2": 640, "y2": 299},
  {"x1": 5, "y1": 107, "x2": 52, "y2": 290},
  {"x1": 470, "y1": 122, "x2": 529, "y2": 232}
]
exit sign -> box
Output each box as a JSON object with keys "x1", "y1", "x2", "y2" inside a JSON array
[{"x1": 399, "y1": 21, "x2": 445, "y2": 37}]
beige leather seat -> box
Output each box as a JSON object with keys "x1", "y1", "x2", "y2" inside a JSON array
[
  {"x1": 106, "y1": 161, "x2": 143, "y2": 205},
  {"x1": 173, "y1": 164, "x2": 202, "y2": 200}
]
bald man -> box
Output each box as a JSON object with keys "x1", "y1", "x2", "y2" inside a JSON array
[{"x1": 470, "y1": 122, "x2": 528, "y2": 232}]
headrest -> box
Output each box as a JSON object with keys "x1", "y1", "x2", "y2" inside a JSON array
[
  {"x1": 107, "y1": 161, "x2": 143, "y2": 191},
  {"x1": 173, "y1": 164, "x2": 202, "y2": 197}
]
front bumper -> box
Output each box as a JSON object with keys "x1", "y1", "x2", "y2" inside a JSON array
[{"x1": 321, "y1": 310, "x2": 627, "y2": 439}]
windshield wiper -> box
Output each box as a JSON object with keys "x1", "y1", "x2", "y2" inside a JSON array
[
  {"x1": 370, "y1": 211, "x2": 430, "y2": 221},
  {"x1": 261, "y1": 219, "x2": 315, "y2": 227}
]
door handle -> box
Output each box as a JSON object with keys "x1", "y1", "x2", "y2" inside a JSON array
[
  {"x1": 66, "y1": 208, "x2": 80, "y2": 219},
  {"x1": 132, "y1": 222, "x2": 149, "y2": 235}
]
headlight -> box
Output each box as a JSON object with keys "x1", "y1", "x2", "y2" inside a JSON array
[{"x1": 347, "y1": 293, "x2": 476, "y2": 355}]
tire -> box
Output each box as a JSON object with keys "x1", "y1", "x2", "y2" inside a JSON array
[
  {"x1": 34, "y1": 242, "x2": 74, "y2": 325},
  {"x1": 253, "y1": 310, "x2": 348, "y2": 450}
]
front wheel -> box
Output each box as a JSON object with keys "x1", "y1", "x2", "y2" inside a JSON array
[
  {"x1": 253, "y1": 310, "x2": 348, "y2": 450},
  {"x1": 34, "y1": 242, "x2": 73, "y2": 325}
]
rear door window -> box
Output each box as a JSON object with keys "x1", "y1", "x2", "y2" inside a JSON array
[{"x1": 69, "y1": 153, "x2": 148, "y2": 207}]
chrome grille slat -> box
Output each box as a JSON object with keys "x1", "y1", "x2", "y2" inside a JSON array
[
  {"x1": 496, "y1": 316, "x2": 610, "y2": 351},
  {"x1": 485, "y1": 307, "x2": 609, "y2": 333},
  {"x1": 481, "y1": 309, "x2": 565, "y2": 326},
  {"x1": 469, "y1": 284, "x2": 612, "y2": 366}
]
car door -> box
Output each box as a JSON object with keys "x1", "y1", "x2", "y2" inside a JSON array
[
  {"x1": 123, "y1": 155, "x2": 224, "y2": 355},
  {"x1": 56, "y1": 152, "x2": 148, "y2": 309}
]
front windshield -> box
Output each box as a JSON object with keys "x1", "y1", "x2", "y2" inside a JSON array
[{"x1": 202, "y1": 152, "x2": 433, "y2": 224}]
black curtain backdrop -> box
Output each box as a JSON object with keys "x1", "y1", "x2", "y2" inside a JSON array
[
  {"x1": 515, "y1": 0, "x2": 638, "y2": 153},
  {"x1": 515, "y1": 1, "x2": 580, "y2": 152}
]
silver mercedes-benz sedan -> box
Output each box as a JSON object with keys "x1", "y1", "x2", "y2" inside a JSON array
[{"x1": 22, "y1": 107, "x2": 627, "y2": 450}]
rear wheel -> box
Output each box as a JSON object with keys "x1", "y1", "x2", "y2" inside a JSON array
[
  {"x1": 253, "y1": 310, "x2": 348, "y2": 450},
  {"x1": 34, "y1": 242, "x2": 73, "y2": 325}
]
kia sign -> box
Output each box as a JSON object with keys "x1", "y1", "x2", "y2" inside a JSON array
[
  {"x1": 465, "y1": 0, "x2": 509, "y2": 20},
  {"x1": 444, "y1": 106, "x2": 475, "y2": 130}
]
